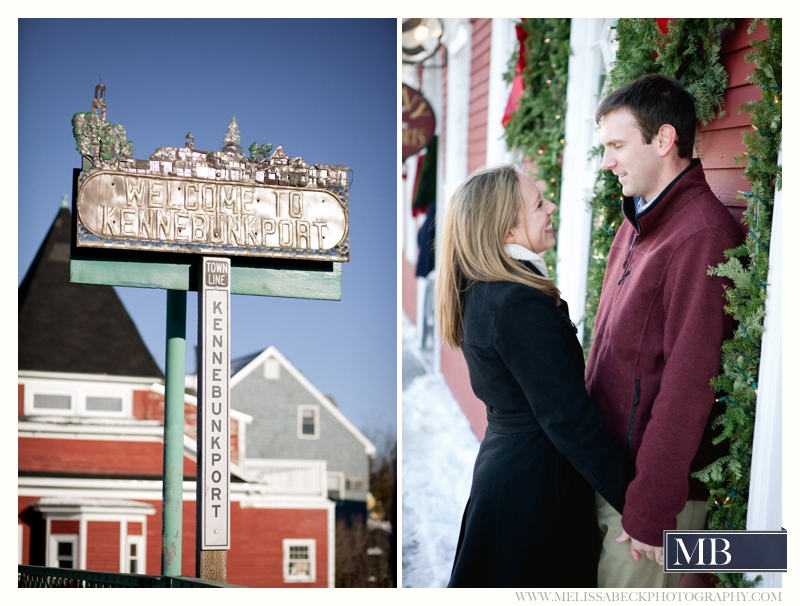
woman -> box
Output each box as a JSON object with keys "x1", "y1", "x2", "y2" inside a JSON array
[{"x1": 437, "y1": 165, "x2": 630, "y2": 588}]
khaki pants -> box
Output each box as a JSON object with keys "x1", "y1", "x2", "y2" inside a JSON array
[{"x1": 596, "y1": 492, "x2": 707, "y2": 588}]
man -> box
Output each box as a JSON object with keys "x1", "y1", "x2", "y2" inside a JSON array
[{"x1": 585, "y1": 74, "x2": 743, "y2": 587}]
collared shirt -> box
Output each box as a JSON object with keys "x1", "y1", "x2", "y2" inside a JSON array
[{"x1": 635, "y1": 196, "x2": 655, "y2": 214}]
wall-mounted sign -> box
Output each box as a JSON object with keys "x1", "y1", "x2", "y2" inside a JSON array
[
  {"x1": 198, "y1": 257, "x2": 231, "y2": 550},
  {"x1": 402, "y1": 83, "x2": 436, "y2": 160},
  {"x1": 73, "y1": 97, "x2": 351, "y2": 262}
]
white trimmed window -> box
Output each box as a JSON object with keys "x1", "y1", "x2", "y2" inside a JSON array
[
  {"x1": 298, "y1": 405, "x2": 319, "y2": 439},
  {"x1": 346, "y1": 477, "x2": 365, "y2": 492},
  {"x1": 49, "y1": 534, "x2": 78, "y2": 569},
  {"x1": 282, "y1": 539, "x2": 316, "y2": 583},
  {"x1": 327, "y1": 471, "x2": 345, "y2": 501},
  {"x1": 125, "y1": 535, "x2": 145, "y2": 574},
  {"x1": 23, "y1": 380, "x2": 130, "y2": 418},
  {"x1": 264, "y1": 358, "x2": 280, "y2": 380}
]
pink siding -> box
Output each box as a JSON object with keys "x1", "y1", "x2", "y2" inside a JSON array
[
  {"x1": 439, "y1": 18, "x2": 495, "y2": 440},
  {"x1": 467, "y1": 19, "x2": 492, "y2": 176},
  {"x1": 402, "y1": 255, "x2": 417, "y2": 322},
  {"x1": 441, "y1": 347, "x2": 487, "y2": 440}
]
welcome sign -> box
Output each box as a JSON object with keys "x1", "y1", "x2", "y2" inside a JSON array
[{"x1": 73, "y1": 107, "x2": 351, "y2": 262}]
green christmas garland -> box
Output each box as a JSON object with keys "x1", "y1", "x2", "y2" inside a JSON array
[
  {"x1": 583, "y1": 18, "x2": 780, "y2": 589},
  {"x1": 503, "y1": 18, "x2": 571, "y2": 278},
  {"x1": 692, "y1": 18, "x2": 781, "y2": 589},
  {"x1": 583, "y1": 18, "x2": 733, "y2": 349}
]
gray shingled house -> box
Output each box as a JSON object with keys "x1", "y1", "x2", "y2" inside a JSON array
[{"x1": 226, "y1": 347, "x2": 376, "y2": 523}]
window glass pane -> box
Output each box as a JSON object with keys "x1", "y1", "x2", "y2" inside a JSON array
[
  {"x1": 289, "y1": 545, "x2": 310, "y2": 577},
  {"x1": 57, "y1": 541, "x2": 74, "y2": 568},
  {"x1": 130, "y1": 560, "x2": 137, "y2": 574},
  {"x1": 301, "y1": 410, "x2": 315, "y2": 435},
  {"x1": 346, "y1": 477, "x2": 364, "y2": 491},
  {"x1": 34, "y1": 394, "x2": 71, "y2": 410},
  {"x1": 86, "y1": 396, "x2": 123, "y2": 412}
]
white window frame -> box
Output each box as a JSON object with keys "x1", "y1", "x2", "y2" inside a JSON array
[
  {"x1": 282, "y1": 538, "x2": 316, "y2": 583},
  {"x1": 48, "y1": 534, "x2": 79, "y2": 569},
  {"x1": 264, "y1": 358, "x2": 280, "y2": 380},
  {"x1": 346, "y1": 476, "x2": 365, "y2": 492},
  {"x1": 327, "y1": 471, "x2": 345, "y2": 501},
  {"x1": 297, "y1": 405, "x2": 319, "y2": 440},
  {"x1": 23, "y1": 379, "x2": 131, "y2": 418},
  {"x1": 124, "y1": 534, "x2": 145, "y2": 575}
]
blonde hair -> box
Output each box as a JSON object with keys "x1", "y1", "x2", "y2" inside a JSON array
[{"x1": 435, "y1": 164, "x2": 561, "y2": 349}]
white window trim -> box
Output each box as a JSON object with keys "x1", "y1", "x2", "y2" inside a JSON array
[
  {"x1": 264, "y1": 358, "x2": 281, "y2": 380},
  {"x1": 23, "y1": 379, "x2": 131, "y2": 418},
  {"x1": 124, "y1": 533, "x2": 146, "y2": 575},
  {"x1": 297, "y1": 404, "x2": 320, "y2": 440},
  {"x1": 48, "y1": 533, "x2": 79, "y2": 569},
  {"x1": 19, "y1": 524, "x2": 23, "y2": 565},
  {"x1": 38, "y1": 501, "x2": 154, "y2": 573},
  {"x1": 327, "y1": 471, "x2": 345, "y2": 501},
  {"x1": 282, "y1": 538, "x2": 316, "y2": 583},
  {"x1": 346, "y1": 476, "x2": 365, "y2": 493},
  {"x1": 557, "y1": 18, "x2": 617, "y2": 346}
]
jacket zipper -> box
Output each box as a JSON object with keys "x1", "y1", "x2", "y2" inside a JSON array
[
  {"x1": 626, "y1": 380, "x2": 640, "y2": 454},
  {"x1": 618, "y1": 235, "x2": 639, "y2": 285}
]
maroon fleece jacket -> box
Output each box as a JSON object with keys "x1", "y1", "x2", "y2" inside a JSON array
[{"x1": 585, "y1": 160, "x2": 743, "y2": 546}]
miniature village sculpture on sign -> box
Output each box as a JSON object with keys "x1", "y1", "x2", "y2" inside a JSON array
[{"x1": 72, "y1": 84, "x2": 351, "y2": 262}]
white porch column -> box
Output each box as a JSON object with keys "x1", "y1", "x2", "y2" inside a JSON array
[{"x1": 746, "y1": 148, "x2": 783, "y2": 588}]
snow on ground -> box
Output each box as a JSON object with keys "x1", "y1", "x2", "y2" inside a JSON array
[{"x1": 401, "y1": 315, "x2": 480, "y2": 588}]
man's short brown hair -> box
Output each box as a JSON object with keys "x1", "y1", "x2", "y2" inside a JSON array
[{"x1": 596, "y1": 74, "x2": 696, "y2": 159}]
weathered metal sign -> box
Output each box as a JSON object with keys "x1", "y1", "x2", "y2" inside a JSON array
[
  {"x1": 197, "y1": 257, "x2": 231, "y2": 550},
  {"x1": 72, "y1": 93, "x2": 351, "y2": 262},
  {"x1": 76, "y1": 172, "x2": 348, "y2": 258}
]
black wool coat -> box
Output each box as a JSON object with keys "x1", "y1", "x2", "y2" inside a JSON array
[{"x1": 448, "y1": 263, "x2": 630, "y2": 588}]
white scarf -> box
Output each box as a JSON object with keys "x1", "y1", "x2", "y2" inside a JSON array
[{"x1": 505, "y1": 243, "x2": 549, "y2": 278}]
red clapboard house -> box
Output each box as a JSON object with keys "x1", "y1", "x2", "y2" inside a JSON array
[{"x1": 18, "y1": 203, "x2": 334, "y2": 587}]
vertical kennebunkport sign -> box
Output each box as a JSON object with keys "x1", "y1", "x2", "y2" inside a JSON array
[
  {"x1": 198, "y1": 257, "x2": 231, "y2": 549},
  {"x1": 69, "y1": 83, "x2": 351, "y2": 582}
]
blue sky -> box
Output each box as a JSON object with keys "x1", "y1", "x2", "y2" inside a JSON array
[{"x1": 18, "y1": 19, "x2": 398, "y2": 445}]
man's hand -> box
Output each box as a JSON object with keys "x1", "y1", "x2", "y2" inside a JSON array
[{"x1": 616, "y1": 529, "x2": 664, "y2": 566}]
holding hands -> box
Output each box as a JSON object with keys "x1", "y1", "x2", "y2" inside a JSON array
[{"x1": 617, "y1": 529, "x2": 664, "y2": 566}]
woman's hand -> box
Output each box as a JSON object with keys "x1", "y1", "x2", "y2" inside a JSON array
[{"x1": 616, "y1": 529, "x2": 664, "y2": 566}]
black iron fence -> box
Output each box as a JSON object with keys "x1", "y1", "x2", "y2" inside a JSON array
[{"x1": 18, "y1": 565, "x2": 240, "y2": 588}]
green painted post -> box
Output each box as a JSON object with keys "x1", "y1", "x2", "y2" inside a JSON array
[{"x1": 161, "y1": 289, "x2": 187, "y2": 576}]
